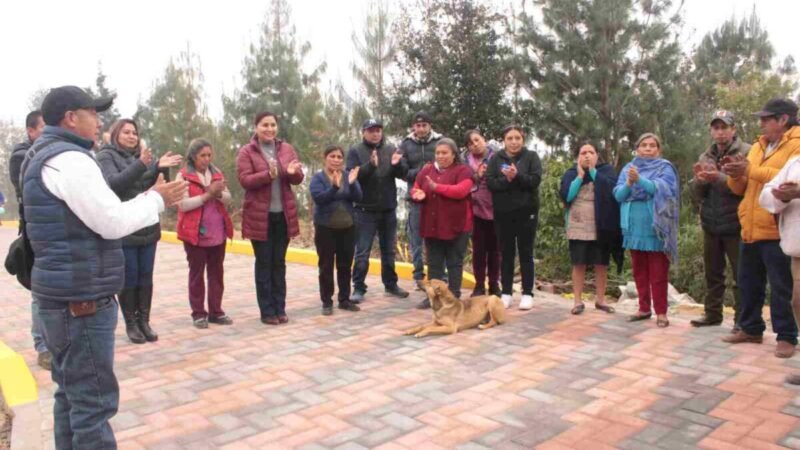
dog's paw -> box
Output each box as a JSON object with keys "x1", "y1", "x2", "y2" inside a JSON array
[{"x1": 414, "y1": 332, "x2": 427, "y2": 338}]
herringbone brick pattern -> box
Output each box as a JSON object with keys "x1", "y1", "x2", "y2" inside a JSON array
[{"x1": 1, "y1": 227, "x2": 799, "y2": 449}]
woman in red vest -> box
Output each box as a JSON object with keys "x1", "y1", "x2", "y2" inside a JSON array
[
  {"x1": 411, "y1": 138, "x2": 474, "y2": 304},
  {"x1": 176, "y1": 139, "x2": 234, "y2": 329}
]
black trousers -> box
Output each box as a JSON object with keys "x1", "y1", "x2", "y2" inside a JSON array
[
  {"x1": 315, "y1": 225, "x2": 356, "y2": 307},
  {"x1": 703, "y1": 231, "x2": 740, "y2": 322},
  {"x1": 251, "y1": 213, "x2": 289, "y2": 318},
  {"x1": 425, "y1": 232, "x2": 470, "y2": 298},
  {"x1": 495, "y1": 209, "x2": 537, "y2": 296}
]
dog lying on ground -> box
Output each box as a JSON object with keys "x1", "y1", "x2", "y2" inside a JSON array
[{"x1": 404, "y1": 279, "x2": 506, "y2": 338}]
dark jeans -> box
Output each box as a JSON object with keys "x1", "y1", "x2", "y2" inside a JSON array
[
  {"x1": 406, "y1": 202, "x2": 425, "y2": 281},
  {"x1": 738, "y1": 240, "x2": 797, "y2": 344},
  {"x1": 472, "y1": 217, "x2": 500, "y2": 289},
  {"x1": 184, "y1": 243, "x2": 226, "y2": 320},
  {"x1": 315, "y1": 225, "x2": 356, "y2": 306},
  {"x1": 252, "y1": 213, "x2": 289, "y2": 318},
  {"x1": 703, "y1": 231, "x2": 740, "y2": 322},
  {"x1": 122, "y1": 243, "x2": 157, "y2": 289},
  {"x1": 352, "y1": 208, "x2": 399, "y2": 293},
  {"x1": 495, "y1": 209, "x2": 537, "y2": 295},
  {"x1": 32, "y1": 296, "x2": 47, "y2": 353},
  {"x1": 38, "y1": 296, "x2": 119, "y2": 450},
  {"x1": 425, "y1": 233, "x2": 469, "y2": 298}
]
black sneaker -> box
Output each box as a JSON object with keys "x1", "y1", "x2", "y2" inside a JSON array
[
  {"x1": 338, "y1": 301, "x2": 361, "y2": 312},
  {"x1": 415, "y1": 280, "x2": 425, "y2": 291},
  {"x1": 350, "y1": 290, "x2": 366, "y2": 304},
  {"x1": 690, "y1": 315, "x2": 722, "y2": 327},
  {"x1": 488, "y1": 284, "x2": 501, "y2": 297},
  {"x1": 470, "y1": 287, "x2": 486, "y2": 297},
  {"x1": 385, "y1": 285, "x2": 409, "y2": 298},
  {"x1": 416, "y1": 298, "x2": 431, "y2": 309},
  {"x1": 322, "y1": 306, "x2": 333, "y2": 316},
  {"x1": 209, "y1": 315, "x2": 233, "y2": 325}
]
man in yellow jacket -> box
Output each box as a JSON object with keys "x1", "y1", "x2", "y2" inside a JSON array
[{"x1": 721, "y1": 98, "x2": 800, "y2": 359}]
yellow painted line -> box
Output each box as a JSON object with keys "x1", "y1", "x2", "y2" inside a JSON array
[
  {"x1": 0, "y1": 341, "x2": 37, "y2": 407},
  {"x1": 1, "y1": 222, "x2": 474, "y2": 286},
  {"x1": 161, "y1": 231, "x2": 475, "y2": 288}
]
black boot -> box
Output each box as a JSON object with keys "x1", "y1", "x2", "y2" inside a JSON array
[
  {"x1": 137, "y1": 285, "x2": 159, "y2": 342},
  {"x1": 119, "y1": 289, "x2": 146, "y2": 344}
]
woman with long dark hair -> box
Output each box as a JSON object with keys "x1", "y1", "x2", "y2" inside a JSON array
[
  {"x1": 176, "y1": 139, "x2": 234, "y2": 328},
  {"x1": 486, "y1": 125, "x2": 542, "y2": 310},
  {"x1": 237, "y1": 112, "x2": 304, "y2": 325},
  {"x1": 97, "y1": 118, "x2": 182, "y2": 343}
]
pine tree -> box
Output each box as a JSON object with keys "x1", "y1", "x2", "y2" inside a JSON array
[
  {"x1": 388, "y1": 0, "x2": 513, "y2": 139},
  {"x1": 86, "y1": 64, "x2": 121, "y2": 133},
  {"x1": 351, "y1": 1, "x2": 396, "y2": 122}
]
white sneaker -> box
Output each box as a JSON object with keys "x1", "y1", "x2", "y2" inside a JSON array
[
  {"x1": 519, "y1": 294, "x2": 534, "y2": 310},
  {"x1": 501, "y1": 294, "x2": 513, "y2": 309}
]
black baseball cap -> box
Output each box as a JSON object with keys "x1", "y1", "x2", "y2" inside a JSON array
[
  {"x1": 753, "y1": 98, "x2": 799, "y2": 118},
  {"x1": 361, "y1": 118, "x2": 383, "y2": 130},
  {"x1": 412, "y1": 111, "x2": 432, "y2": 125},
  {"x1": 710, "y1": 110, "x2": 735, "y2": 126},
  {"x1": 41, "y1": 86, "x2": 114, "y2": 126}
]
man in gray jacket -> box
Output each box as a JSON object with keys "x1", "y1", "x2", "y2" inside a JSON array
[{"x1": 689, "y1": 110, "x2": 749, "y2": 329}]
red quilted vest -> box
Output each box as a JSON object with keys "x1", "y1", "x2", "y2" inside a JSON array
[{"x1": 176, "y1": 167, "x2": 234, "y2": 246}]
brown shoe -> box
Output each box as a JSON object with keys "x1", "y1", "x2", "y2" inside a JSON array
[
  {"x1": 775, "y1": 341, "x2": 796, "y2": 359},
  {"x1": 786, "y1": 373, "x2": 800, "y2": 385},
  {"x1": 721, "y1": 330, "x2": 762, "y2": 344}
]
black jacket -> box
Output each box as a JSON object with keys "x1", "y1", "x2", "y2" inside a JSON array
[
  {"x1": 399, "y1": 131, "x2": 442, "y2": 197},
  {"x1": 346, "y1": 139, "x2": 406, "y2": 212},
  {"x1": 96, "y1": 144, "x2": 164, "y2": 246},
  {"x1": 486, "y1": 147, "x2": 542, "y2": 215},
  {"x1": 9, "y1": 139, "x2": 31, "y2": 200},
  {"x1": 689, "y1": 138, "x2": 749, "y2": 236}
]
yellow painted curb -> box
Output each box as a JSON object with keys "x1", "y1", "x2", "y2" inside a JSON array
[
  {"x1": 160, "y1": 231, "x2": 475, "y2": 288},
  {"x1": 0, "y1": 341, "x2": 37, "y2": 407}
]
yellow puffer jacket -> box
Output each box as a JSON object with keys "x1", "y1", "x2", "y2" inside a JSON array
[{"x1": 728, "y1": 126, "x2": 800, "y2": 243}]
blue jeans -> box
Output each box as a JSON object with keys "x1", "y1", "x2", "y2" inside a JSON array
[
  {"x1": 406, "y1": 202, "x2": 425, "y2": 281},
  {"x1": 352, "y1": 208, "x2": 399, "y2": 293},
  {"x1": 122, "y1": 243, "x2": 157, "y2": 289},
  {"x1": 38, "y1": 296, "x2": 119, "y2": 450},
  {"x1": 738, "y1": 241, "x2": 797, "y2": 344},
  {"x1": 31, "y1": 296, "x2": 47, "y2": 353}
]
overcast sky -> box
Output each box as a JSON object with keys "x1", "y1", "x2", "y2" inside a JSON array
[{"x1": 1, "y1": 0, "x2": 798, "y2": 126}]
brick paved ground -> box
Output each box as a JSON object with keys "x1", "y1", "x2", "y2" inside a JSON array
[{"x1": 2, "y1": 226, "x2": 800, "y2": 449}]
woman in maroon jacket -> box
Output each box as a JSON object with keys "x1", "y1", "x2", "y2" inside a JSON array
[
  {"x1": 236, "y1": 112, "x2": 304, "y2": 325},
  {"x1": 411, "y1": 138, "x2": 474, "y2": 306}
]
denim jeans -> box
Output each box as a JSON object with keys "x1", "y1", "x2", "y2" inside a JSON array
[
  {"x1": 406, "y1": 202, "x2": 425, "y2": 281},
  {"x1": 252, "y1": 213, "x2": 289, "y2": 318},
  {"x1": 38, "y1": 296, "x2": 119, "y2": 450},
  {"x1": 425, "y1": 232, "x2": 469, "y2": 298},
  {"x1": 738, "y1": 240, "x2": 797, "y2": 344},
  {"x1": 122, "y1": 243, "x2": 157, "y2": 289},
  {"x1": 495, "y1": 209, "x2": 537, "y2": 295},
  {"x1": 352, "y1": 208, "x2": 399, "y2": 293},
  {"x1": 31, "y1": 296, "x2": 47, "y2": 353}
]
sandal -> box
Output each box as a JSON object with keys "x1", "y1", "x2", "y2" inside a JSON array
[
  {"x1": 627, "y1": 312, "x2": 652, "y2": 322},
  {"x1": 595, "y1": 303, "x2": 615, "y2": 314},
  {"x1": 657, "y1": 317, "x2": 670, "y2": 328},
  {"x1": 571, "y1": 303, "x2": 585, "y2": 315}
]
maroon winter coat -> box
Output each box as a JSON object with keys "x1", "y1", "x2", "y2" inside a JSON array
[{"x1": 236, "y1": 136, "x2": 304, "y2": 241}]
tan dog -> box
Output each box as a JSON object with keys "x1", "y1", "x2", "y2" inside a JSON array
[{"x1": 404, "y1": 279, "x2": 506, "y2": 338}]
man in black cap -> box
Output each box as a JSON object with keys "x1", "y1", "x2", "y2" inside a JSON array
[
  {"x1": 399, "y1": 111, "x2": 442, "y2": 306},
  {"x1": 346, "y1": 119, "x2": 409, "y2": 302},
  {"x1": 21, "y1": 85, "x2": 186, "y2": 448},
  {"x1": 721, "y1": 98, "x2": 800, "y2": 360},
  {"x1": 7, "y1": 109, "x2": 50, "y2": 369},
  {"x1": 689, "y1": 110, "x2": 749, "y2": 329}
]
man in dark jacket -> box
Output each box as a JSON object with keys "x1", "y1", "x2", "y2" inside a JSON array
[
  {"x1": 23, "y1": 86, "x2": 186, "y2": 449},
  {"x1": 346, "y1": 119, "x2": 409, "y2": 302},
  {"x1": 689, "y1": 110, "x2": 748, "y2": 328},
  {"x1": 399, "y1": 112, "x2": 442, "y2": 291},
  {"x1": 8, "y1": 110, "x2": 48, "y2": 368}
]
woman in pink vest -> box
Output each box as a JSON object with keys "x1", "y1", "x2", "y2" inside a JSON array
[
  {"x1": 176, "y1": 139, "x2": 234, "y2": 329},
  {"x1": 236, "y1": 112, "x2": 304, "y2": 325},
  {"x1": 411, "y1": 138, "x2": 474, "y2": 304}
]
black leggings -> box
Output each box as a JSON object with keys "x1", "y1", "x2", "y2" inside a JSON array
[{"x1": 495, "y1": 209, "x2": 537, "y2": 295}]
